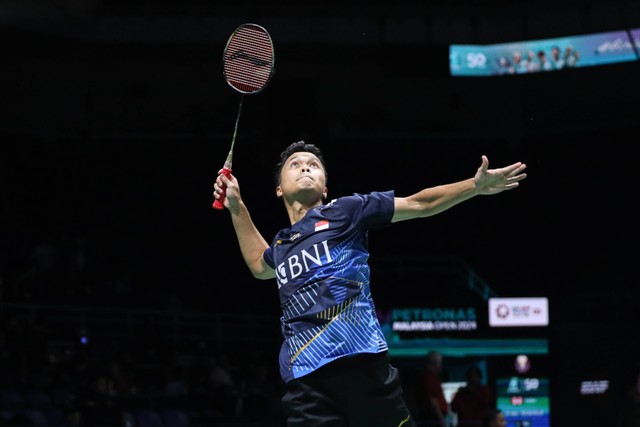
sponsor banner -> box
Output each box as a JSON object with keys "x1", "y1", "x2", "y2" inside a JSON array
[
  {"x1": 390, "y1": 307, "x2": 478, "y2": 332},
  {"x1": 489, "y1": 297, "x2": 549, "y2": 327}
]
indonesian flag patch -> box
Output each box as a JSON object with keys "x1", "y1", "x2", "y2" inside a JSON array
[{"x1": 314, "y1": 220, "x2": 329, "y2": 232}]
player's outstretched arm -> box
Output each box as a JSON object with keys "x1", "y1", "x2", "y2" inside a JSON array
[{"x1": 392, "y1": 155, "x2": 527, "y2": 223}]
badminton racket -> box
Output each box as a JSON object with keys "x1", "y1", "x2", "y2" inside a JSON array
[{"x1": 212, "y1": 23, "x2": 275, "y2": 210}]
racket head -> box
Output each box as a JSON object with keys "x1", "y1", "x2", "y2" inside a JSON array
[{"x1": 223, "y1": 23, "x2": 275, "y2": 94}]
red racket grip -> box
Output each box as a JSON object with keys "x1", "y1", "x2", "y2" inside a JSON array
[{"x1": 212, "y1": 166, "x2": 232, "y2": 210}]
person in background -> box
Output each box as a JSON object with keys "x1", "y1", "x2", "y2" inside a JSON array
[
  {"x1": 420, "y1": 350, "x2": 449, "y2": 427},
  {"x1": 617, "y1": 365, "x2": 640, "y2": 427},
  {"x1": 482, "y1": 408, "x2": 507, "y2": 427},
  {"x1": 451, "y1": 365, "x2": 494, "y2": 427}
]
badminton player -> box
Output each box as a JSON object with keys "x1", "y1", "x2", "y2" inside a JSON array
[{"x1": 213, "y1": 140, "x2": 527, "y2": 427}]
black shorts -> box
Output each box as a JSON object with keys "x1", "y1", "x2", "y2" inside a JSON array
[{"x1": 281, "y1": 351, "x2": 415, "y2": 427}]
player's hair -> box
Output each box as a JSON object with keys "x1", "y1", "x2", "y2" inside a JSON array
[{"x1": 273, "y1": 140, "x2": 328, "y2": 186}]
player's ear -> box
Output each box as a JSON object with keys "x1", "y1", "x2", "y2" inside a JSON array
[
  {"x1": 323, "y1": 187, "x2": 328, "y2": 199},
  {"x1": 276, "y1": 185, "x2": 283, "y2": 198}
]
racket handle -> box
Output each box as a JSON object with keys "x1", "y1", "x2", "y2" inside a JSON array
[{"x1": 212, "y1": 166, "x2": 232, "y2": 210}]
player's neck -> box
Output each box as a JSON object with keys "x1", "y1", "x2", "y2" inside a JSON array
[{"x1": 285, "y1": 199, "x2": 322, "y2": 225}]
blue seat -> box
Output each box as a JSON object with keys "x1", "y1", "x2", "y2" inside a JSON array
[
  {"x1": 162, "y1": 409, "x2": 190, "y2": 427},
  {"x1": 24, "y1": 389, "x2": 55, "y2": 410},
  {"x1": 50, "y1": 388, "x2": 77, "y2": 408},
  {"x1": 0, "y1": 388, "x2": 26, "y2": 412},
  {"x1": 133, "y1": 409, "x2": 164, "y2": 427},
  {"x1": 14, "y1": 409, "x2": 50, "y2": 427}
]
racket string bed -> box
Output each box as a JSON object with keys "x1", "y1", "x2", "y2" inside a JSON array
[{"x1": 223, "y1": 24, "x2": 274, "y2": 93}]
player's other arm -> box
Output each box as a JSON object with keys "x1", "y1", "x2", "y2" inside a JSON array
[{"x1": 392, "y1": 155, "x2": 526, "y2": 223}]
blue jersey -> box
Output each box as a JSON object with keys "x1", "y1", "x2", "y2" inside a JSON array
[{"x1": 263, "y1": 190, "x2": 395, "y2": 383}]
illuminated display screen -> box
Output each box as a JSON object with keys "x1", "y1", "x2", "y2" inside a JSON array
[
  {"x1": 450, "y1": 28, "x2": 640, "y2": 76},
  {"x1": 496, "y1": 377, "x2": 550, "y2": 427}
]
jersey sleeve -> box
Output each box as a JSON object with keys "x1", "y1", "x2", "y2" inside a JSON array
[{"x1": 339, "y1": 190, "x2": 395, "y2": 229}]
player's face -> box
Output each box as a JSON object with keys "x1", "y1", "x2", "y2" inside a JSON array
[{"x1": 277, "y1": 152, "x2": 327, "y2": 202}]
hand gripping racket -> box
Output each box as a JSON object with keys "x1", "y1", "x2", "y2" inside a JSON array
[{"x1": 212, "y1": 23, "x2": 275, "y2": 210}]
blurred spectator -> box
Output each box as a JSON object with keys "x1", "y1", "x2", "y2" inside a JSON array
[
  {"x1": 564, "y1": 45, "x2": 580, "y2": 68},
  {"x1": 511, "y1": 51, "x2": 527, "y2": 74},
  {"x1": 163, "y1": 361, "x2": 189, "y2": 397},
  {"x1": 550, "y1": 45, "x2": 565, "y2": 70},
  {"x1": 419, "y1": 350, "x2": 448, "y2": 427},
  {"x1": 617, "y1": 365, "x2": 640, "y2": 427},
  {"x1": 525, "y1": 49, "x2": 539, "y2": 72},
  {"x1": 11, "y1": 237, "x2": 61, "y2": 302},
  {"x1": 482, "y1": 408, "x2": 507, "y2": 427},
  {"x1": 79, "y1": 372, "x2": 126, "y2": 427},
  {"x1": 107, "y1": 357, "x2": 138, "y2": 397},
  {"x1": 208, "y1": 352, "x2": 239, "y2": 418},
  {"x1": 237, "y1": 361, "x2": 274, "y2": 419},
  {"x1": 0, "y1": 263, "x2": 5, "y2": 302},
  {"x1": 452, "y1": 365, "x2": 493, "y2": 427},
  {"x1": 497, "y1": 57, "x2": 514, "y2": 75},
  {"x1": 537, "y1": 50, "x2": 553, "y2": 71}
]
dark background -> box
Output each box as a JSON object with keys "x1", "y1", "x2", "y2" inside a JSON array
[{"x1": 1, "y1": 0, "x2": 639, "y2": 425}]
